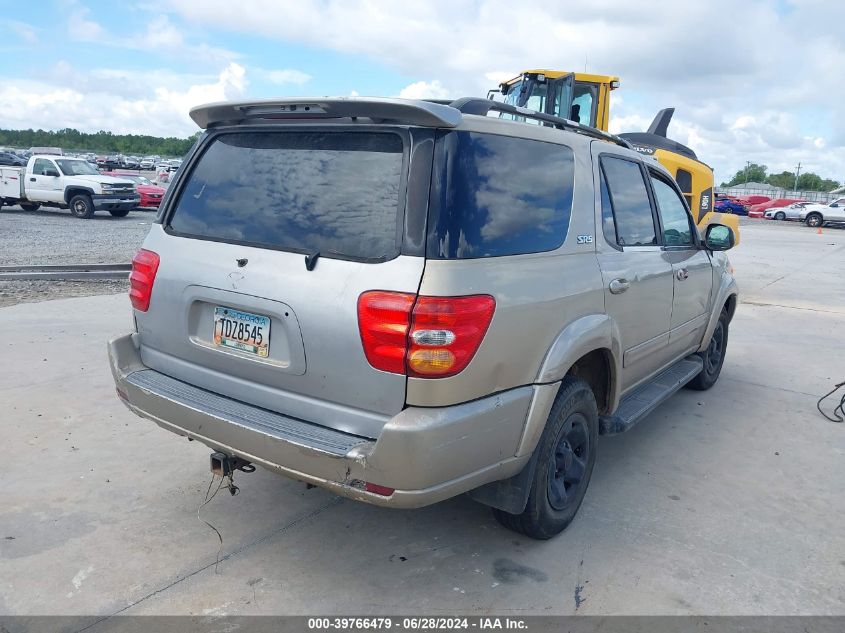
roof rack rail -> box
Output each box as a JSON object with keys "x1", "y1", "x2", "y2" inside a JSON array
[{"x1": 448, "y1": 97, "x2": 632, "y2": 149}]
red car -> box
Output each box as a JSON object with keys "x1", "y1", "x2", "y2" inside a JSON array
[
  {"x1": 103, "y1": 171, "x2": 166, "y2": 208},
  {"x1": 747, "y1": 198, "x2": 804, "y2": 218},
  {"x1": 734, "y1": 195, "x2": 771, "y2": 206}
]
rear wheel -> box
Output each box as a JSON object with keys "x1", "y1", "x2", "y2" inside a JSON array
[
  {"x1": 806, "y1": 213, "x2": 823, "y2": 228},
  {"x1": 774, "y1": 211, "x2": 786, "y2": 221},
  {"x1": 69, "y1": 194, "x2": 95, "y2": 219},
  {"x1": 687, "y1": 310, "x2": 729, "y2": 391},
  {"x1": 492, "y1": 376, "x2": 598, "y2": 539},
  {"x1": 109, "y1": 209, "x2": 131, "y2": 217},
  {"x1": 20, "y1": 202, "x2": 41, "y2": 212}
]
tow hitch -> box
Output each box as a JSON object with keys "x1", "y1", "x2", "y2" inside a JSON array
[
  {"x1": 210, "y1": 452, "x2": 255, "y2": 495},
  {"x1": 210, "y1": 452, "x2": 255, "y2": 477}
]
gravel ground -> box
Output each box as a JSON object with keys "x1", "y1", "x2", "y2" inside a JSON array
[{"x1": 0, "y1": 204, "x2": 153, "y2": 306}]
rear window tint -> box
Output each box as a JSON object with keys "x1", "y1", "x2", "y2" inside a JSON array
[
  {"x1": 427, "y1": 131, "x2": 574, "y2": 259},
  {"x1": 601, "y1": 156, "x2": 657, "y2": 246},
  {"x1": 167, "y1": 132, "x2": 405, "y2": 261}
]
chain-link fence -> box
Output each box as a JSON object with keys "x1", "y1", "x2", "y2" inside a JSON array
[{"x1": 715, "y1": 186, "x2": 838, "y2": 203}]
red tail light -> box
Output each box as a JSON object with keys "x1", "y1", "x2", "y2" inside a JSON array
[
  {"x1": 407, "y1": 295, "x2": 496, "y2": 377},
  {"x1": 357, "y1": 291, "x2": 495, "y2": 378},
  {"x1": 129, "y1": 249, "x2": 160, "y2": 312},
  {"x1": 357, "y1": 291, "x2": 415, "y2": 374}
]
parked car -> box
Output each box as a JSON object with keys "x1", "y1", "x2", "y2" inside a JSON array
[
  {"x1": 0, "y1": 151, "x2": 26, "y2": 166},
  {"x1": 108, "y1": 97, "x2": 739, "y2": 539},
  {"x1": 746, "y1": 198, "x2": 804, "y2": 218},
  {"x1": 103, "y1": 171, "x2": 166, "y2": 208},
  {"x1": 715, "y1": 199, "x2": 747, "y2": 215},
  {"x1": 97, "y1": 155, "x2": 122, "y2": 170},
  {"x1": 799, "y1": 197, "x2": 845, "y2": 227},
  {"x1": 139, "y1": 158, "x2": 155, "y2": 170},
  {"x1": 740, "y1": 195, "x2": 771, "y2": 206},
  {"x1": 764, "y1": 202, "x2": 810, "y2": 221},
  {"x1": 155, "y1": 166, "x2": 171, "y2": 184}
]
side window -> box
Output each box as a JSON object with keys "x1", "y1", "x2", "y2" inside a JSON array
[
  {"x1": 600, "y1": 156, "x2": 657, "y2": 246},
  {"x1": 651, "y1": 175, "x2": 694, "y2": 246},
  {"x1": 675, "y1": 168, "x2": 693, "y2": 210},
  {"x1": 427, "y1": 132, "x2": 575, "y2": 259},
  {"x1": 599, "y1": 168, "x2": 617, "y2": 246},
  {"x1": 571, "y1": 83, "x2": 597, "y2": 127},
  {"x1": 33, "y1": 158, "x2": 53, "y2": 175}
]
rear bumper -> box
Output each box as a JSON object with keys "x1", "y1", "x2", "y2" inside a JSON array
[
  {"x1": 92, "y1": 194, "x2": 140, "y2": 210},
  {"x1": 108, "y1": 333, "x2": 547, "y2": 508}
]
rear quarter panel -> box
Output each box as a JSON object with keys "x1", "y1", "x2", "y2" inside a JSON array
[{"x1": 407, "y1": 123, "x2": 605, "y2": 406}]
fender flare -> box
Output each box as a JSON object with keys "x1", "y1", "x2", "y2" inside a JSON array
[
  {"x1": 698, "y1": 274, "x2": 738, "y2": 352},
  {"x1": 63, "y1": 186, "x2": 95, "y2": 203},
  {"x1": 535, "y1": 313, "x2": 623, "y2": 411}
]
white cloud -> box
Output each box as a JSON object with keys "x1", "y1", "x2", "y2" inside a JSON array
[
  {"x1": 2, "y1": 19, "x2": 38, "y2": 43},
  {"x1": 160, "y1": 0, "x2": 845, "y2": 183},
  {"x1": 258, "y1": 69, "x2": 312, "y2": 85},
  {"x1": 3, "y1": 1, "x2": 844, "y2": 185},
  {"x1": 64, "y1": 2, "x2": 237, "y2": 64},
  {"x1": 398, "y1": 80, "x2": 452, "y2": 100},
  {"x1": 0, "y1": 63, "x2": 248, "y2": 138}
]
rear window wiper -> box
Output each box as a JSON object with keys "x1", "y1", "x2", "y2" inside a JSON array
[{"x1": 304, "y1": 251, "x2": 320, "y2": 271}]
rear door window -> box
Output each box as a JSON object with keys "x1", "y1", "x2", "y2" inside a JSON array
[
  {"x1": 650, "y1": 174, "x2": 695, "y2": 246},
  {"x1": 428, "y1": 131, "x2": 575, "y2": 258},
  {"x1": 600, "y1": 156, "x2": 657, "y2": 247},
  {"x1": 167, "y1": 131, "x2": 406, "y2": 262}
]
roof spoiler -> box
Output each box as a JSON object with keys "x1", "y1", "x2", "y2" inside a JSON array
[
  {"x1": 189, "y1": 97, "x2": 462, "y2": 129},
  {"x1": 189, "y1": 96, "x2": 631, "y2": 149}
]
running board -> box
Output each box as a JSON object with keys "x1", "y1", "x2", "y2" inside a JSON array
[{"x1": 599, "y1": 355, "x2": 703, "y2": 435}]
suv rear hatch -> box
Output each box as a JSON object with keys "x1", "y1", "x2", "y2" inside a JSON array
[{"x1": 135, "y1": 127, "x2": 432, "y2": 438}]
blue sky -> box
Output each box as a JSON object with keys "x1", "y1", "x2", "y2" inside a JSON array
[{"x1": 1, "y1": 0, "x2": 843, "y2": 185}]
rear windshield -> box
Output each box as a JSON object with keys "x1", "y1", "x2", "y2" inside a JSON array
[
  {"x1": 427, "y1": 131, "x2": 575, "y2": 259},
  {"x1": 167, "y1": 131, "x2": 405, "y2": 261}
]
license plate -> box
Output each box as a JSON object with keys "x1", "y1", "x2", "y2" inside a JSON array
[{"x1": 213, "y1": 307, "x2": 270, "y2": 358}]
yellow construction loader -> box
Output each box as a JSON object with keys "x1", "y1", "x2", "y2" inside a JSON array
[{"x1": 491, "y1": 70, "x2": 738, "y2": 240}]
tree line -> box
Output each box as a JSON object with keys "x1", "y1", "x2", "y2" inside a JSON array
[
  {"x1": 721, "y1": 163, "x2": 841, "y2": 192},
  {"x1": 0, "y1": 128, "x2": 201, "y2": 157}
]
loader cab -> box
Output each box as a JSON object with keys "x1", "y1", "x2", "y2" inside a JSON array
[{"x1": 498, "y1": 70, "x2": 619, "y2": 131}]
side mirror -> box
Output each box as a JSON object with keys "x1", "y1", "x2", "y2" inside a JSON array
[
  {"x1": 830, "y1": 203, "x2": 838, "y2": 208},
  {"x1": 45, "y1": 169, "x2": 60, "y2": 177},
  {"x1": 705, "y1": 224, "x2": 735, "y2": 251}
]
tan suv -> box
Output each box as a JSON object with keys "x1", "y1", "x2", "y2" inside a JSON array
[{"x1": 109, "y1": 97, "x2": 738, "y2": 539}]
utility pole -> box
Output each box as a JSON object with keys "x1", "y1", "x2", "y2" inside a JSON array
[
  {"x1": 745, "y1": 161, "x2": 751, "y2": 185},
  {"x1": 794, "y1": 162, "x2": 801, "y2": 192}
]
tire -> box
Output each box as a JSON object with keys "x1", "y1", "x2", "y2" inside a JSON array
[
  {"x1": 492, "y1": 376, "x2": 599, "y2": 539},
  {"x1": 109, "y1": 209, "x2": 130, "y2": 217},
  {"x1": 69, "y1": 194, "x2": 95, "y2": 219},
  {"x1": 687, "y1": 310, "x2": 729, "y2": 391},
  {"x1": 20, "y1": 202, "x2": 41, "y2": 212},
  {"x1": 805, "y1": 213, "x2": 823, "y2": 228},
  {"x1": 774, "y1": 211, "x2": 786, "y2": 221}
]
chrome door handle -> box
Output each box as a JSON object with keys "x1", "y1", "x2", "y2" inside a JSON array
[
  {"x1": 609, "y1": 278, "x2": 630, "y2": 294},
  {"x1": 676, "y1": 268, "x2": 689, "y2": 281}
]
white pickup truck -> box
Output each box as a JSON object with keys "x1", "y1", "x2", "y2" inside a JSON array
[{"x1": 0, "y1": 155, "x2": 139, "y2": 219}]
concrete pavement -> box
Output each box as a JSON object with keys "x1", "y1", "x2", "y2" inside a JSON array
[{"x1": 1, "y1": 221, "x2": 843, "y2": 617}]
